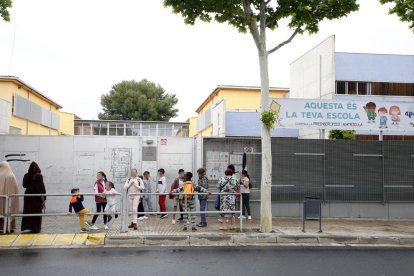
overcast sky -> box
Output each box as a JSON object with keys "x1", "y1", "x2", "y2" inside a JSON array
[{"x1": 0, "y1": 0, "x2": 413, "y2": 122}]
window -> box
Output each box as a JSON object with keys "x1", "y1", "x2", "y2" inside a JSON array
[
  {"x1": 358, "y1": 82, "x2": 368, "y2": 95},
  {"x1": 92, "y1": 123, "x2": 100, "y2": 135},
  {"x1": 109, "y1": 124, "x2": 117, "y2": 136},
  {"x1": 82, "y1": 123, "x2": 92, "y2": 135},
  {"x1": 336, "y1": 81, "x2": 346, "y2": 94},
  {"x1": 116, "y1": 123, "x2": 125, "y2": 136},
  {"x1": 142, "y1": 124, "x2": 156, "y2": 136},
  {"x1": 126, "y1": 124, "x2": 140, "y2": 136},
  {"x1": 371, "y1": 82, "x2": 414, "y2": 96},
  {"x1": 158, "y1": 124, "x2": 172, "y2": 136},
  {"x1": 100, "y1": 123, "x2": 108, "y2": 135},
  {"x1": 348, "y1": 82, "x2": 357, "y2": 94}
]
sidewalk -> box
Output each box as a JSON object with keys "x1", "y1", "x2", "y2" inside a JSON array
[{"x1": 2, "y1": 217, "x2": 414, "y2": 248}]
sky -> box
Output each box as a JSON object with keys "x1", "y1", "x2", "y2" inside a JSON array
[{"x1": 0, "y1": 0, "x2": 413, "y2": 122}]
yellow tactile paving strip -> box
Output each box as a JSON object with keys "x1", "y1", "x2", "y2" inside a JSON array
[{"x1": 0, "y1": 233, "x2": 105, "y2": 248}]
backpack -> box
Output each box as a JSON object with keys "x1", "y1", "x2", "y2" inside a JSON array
[
  {"x1": 182, "y1": 181, "x2": 195, "y2": 199},
  {"x1": 169, "y1": 178, "x2": 179, "y2": 199}
]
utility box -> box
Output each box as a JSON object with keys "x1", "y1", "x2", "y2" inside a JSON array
[{"x1": 302, "y1": 196, "x2": 322, "y2": 233}]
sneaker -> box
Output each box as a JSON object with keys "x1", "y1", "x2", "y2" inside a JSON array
[
  {"x1": 247, "y1": 216, "x2": 252, "y2": 220},
  {"x1": 196, "y1": 223, "x2": 207, "y2": 228},
  {"x1": 192, "y1": 227, "x2": 197, "y2": 232},
  {"x1": 218, "y1": 219, "x2": 223, "y2": 223},
  {"x1": 80, "y1": 228, "x2": 89, "y2": 233},
  {"x1": 85, "y1": 221, "x2": 92, "y2": 227},
  {"x1": 138, "y1": 217, "x2": 145, "y2": 221},
  {"x1": 238, "y1": 215, "x2": 246, "y2": 219},
  {"x1": 177, "y1": 217, "x2": 184, "y2": 222},
  {"x1": 107, "y1": 216, "x2": 112, "y2": 223},
  {"x1": 104, "y1": 225, "x2": 109, "y2": 230},
  {"x1": 160, "y1": 214, "x2": 168, "y2": 219},
  {"x1": 143, "y1": 216, "x2": 149, "y2": 220},
  {"x1": 90, "y1": 225, "x2": 99, "y2": 230},
  {"x1": 171, "y1": 220, "x2": 176, "y2": 225},
  {"x1": 183, "y1": 226, "x2": 187, "y2": 231}
]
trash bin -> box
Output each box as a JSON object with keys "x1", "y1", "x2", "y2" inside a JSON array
[{"x1": 302, "y1": 196, "x2": 322, "y2": 233}]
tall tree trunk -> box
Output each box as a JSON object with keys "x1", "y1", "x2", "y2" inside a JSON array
[{"x1": 258, "y1": 46, "x2": 273, "y2": 233}]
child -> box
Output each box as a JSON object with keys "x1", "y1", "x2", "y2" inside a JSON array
[
  {"x1": 239, "y1": 170, "x2": 252, "y2": 220},
  {"x1": 69, "y1": 188, "x2": 92, "y2": 233},
  {"x1": 170, "y1": 172, "x2": 210, "y2": 232},
  {"x1": 104, "y1": 181, "x2": 118, "y2": 228},
  {"x1": 157, "y1": 168, "x2": 168, "y2": 219}
]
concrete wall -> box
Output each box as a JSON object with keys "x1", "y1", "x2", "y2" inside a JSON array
[
  {"x1": 0, "y1": 135, "x2": 195, "y2": 213},
  {"x1": 336, "y1": 53, "x2": 414, "y2": 83},
  {"x1": 0, "y1": 99, "x2": 10, "y2": 134}
]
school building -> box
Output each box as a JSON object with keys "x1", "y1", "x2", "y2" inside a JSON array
[
  {"x1": 189, "y1": 85, "x2": 299, "y2": 138},
  {"x1": 290, "y1": 36, "x2": 414, "y2": 140},
  {"x1": 0, "y1": 76, "x2": 75, "y2": 136}
]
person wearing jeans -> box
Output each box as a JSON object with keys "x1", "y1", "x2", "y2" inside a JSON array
[
  {"x1": 157, "y1": 168, "x2": 168, "y2": 218},
  {"x1": 239, "y1": 170, "x2": 252, "y2": 220},
  {"x1": 196, "y1": 168, "x2": 209, "y2": 227}
]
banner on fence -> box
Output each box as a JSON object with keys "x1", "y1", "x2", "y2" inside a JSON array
[{"x1": 270, "y1": 98, "x2": 414, "y2": 131}]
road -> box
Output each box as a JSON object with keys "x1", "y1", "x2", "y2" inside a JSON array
[{"x1": 0, "y1": 246, "x2": 413, "y2": 276}]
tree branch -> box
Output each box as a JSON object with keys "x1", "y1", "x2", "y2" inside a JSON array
[
  {"x1": 242, "y1": 0, "x2": 261, "y2": 49},
  {"x1": 267, "y1": 25, "x2": 302, "y2": 55},
  {"x1": 265, "y1": 0, "x2": 272, "y2": 5}
]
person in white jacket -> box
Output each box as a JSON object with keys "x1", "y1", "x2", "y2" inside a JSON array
[{"x1": 124, "y1": 168, "x2": 144, "y2": 230}]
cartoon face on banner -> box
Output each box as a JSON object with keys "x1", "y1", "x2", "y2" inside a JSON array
[{"x1": 270, "y1": 99, "x2": 414, "y2": 131}]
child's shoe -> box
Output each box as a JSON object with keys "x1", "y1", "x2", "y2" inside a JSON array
[
  {"x1": 85, "y1": 221, "x2": 92, "y2": 227},
  {"x1": 80, "y1": 228, "x2": 89, "y2": 233},
  {"x1": 104, "y1": 225, "x2": 109, "y2": 230}
]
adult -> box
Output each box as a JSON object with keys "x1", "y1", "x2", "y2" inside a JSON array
[
  {"x1": 239, "y1": 170, "x2": 252, "y2": 220},
  {"x1": 171, "y1": 169, "x2": 185, "y2": 225},
  {"x1": 196, "y1": 168, "x2": 209, "y2": 227},
  {"x1": 142, "y1": 171, "x2": 154, "y2": 213},
  {"x1": 157, "y1": 168, "x2": 168, "y2": 219},
  {"x1": 0, "y1": 161, "x2": 19, "y2": 233},
  {"x1": 21, "y1": 162, "x2": 46, "y2": 233},
  {"x1": 217, "y1": 169, "x2": 239, "y2": 230},
  {"x1": 124, "y1": 168, "x2": 144, "y2": 230},
  {"x1": 90, "y1": 171, "x2": 107, "y2": 230}
]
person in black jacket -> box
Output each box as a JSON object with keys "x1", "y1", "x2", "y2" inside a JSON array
[{"x1": 69, "y1": 188, "x2": 92, "y2": 233}]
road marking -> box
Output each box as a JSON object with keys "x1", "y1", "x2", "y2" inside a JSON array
[
  {"x1": 52, "y1": 234, "x2": 75, "y2": 246},
  {"x1": 0, "y1": 235, "x2": 18, "y2": 247},
  {"x1": 33, "y1": 234, "x2": 56, "y2": 246},
  {"x1": 12, "y1": 234, "x2": 35, "y2": 247},
  {"x1": 72, "y1": 234, "x2": 88, "y2": 245}
]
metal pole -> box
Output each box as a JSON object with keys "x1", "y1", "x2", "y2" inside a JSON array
[
  {"x1": 121, "y1": 191, "x2": 128, "y2": 233},
  {"x1": 302, "y1": 201, "x2": 306, "y2": 233},
  {"x1": 382, "y1": 138, "x2": 386, "y2": 203},
  {"x1": 2, "y1": 196, "x2": 7, "y2": 234},
  {"x1": 239, "y1": 193, "x2": 243, "y2": 232}
]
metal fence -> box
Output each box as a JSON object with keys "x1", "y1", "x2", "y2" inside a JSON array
[
  {"x1": 203, "y1": 137, "x2": 414, "y2": 202},
  {"x1": 1, "y1": 192, "x2": 243, "y2": 234}
]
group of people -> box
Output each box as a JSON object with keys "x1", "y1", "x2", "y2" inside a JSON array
[{"x1": 0, "y1": 160, "x2": 253, "y2": 234}]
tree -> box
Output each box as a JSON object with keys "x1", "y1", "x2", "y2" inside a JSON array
[
  {"x1": 98, "y1": 79, "x2": 178, "y2": 121},
  {"x1": 328, "y1": 130, "x2": 356, "y2": 140},
  {"x1": 0, "y1": 0, "x2": 12, "y2": 22},
  {"x1": 379, "y1": 0, "x2": 414, "y2": 32},
  {"x1": 164, "y1": 0, "x2": 358, "y2": 232}
]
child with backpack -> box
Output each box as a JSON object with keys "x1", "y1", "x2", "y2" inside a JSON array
[{"x1": 170, "y1": 172, "x2": 210, "y2": 231}]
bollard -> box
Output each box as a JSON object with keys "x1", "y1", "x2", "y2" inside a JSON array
[
  {"x1": 121, "y1": 190, "x2": 128, "y2": 233},
  {"x1": 239, "y1": 194, "x2": 243, "y2": 232}
]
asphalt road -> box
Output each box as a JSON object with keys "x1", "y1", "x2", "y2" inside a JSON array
[{"x1": 0, "y1": 246, "x2": 413, "y2": 276}]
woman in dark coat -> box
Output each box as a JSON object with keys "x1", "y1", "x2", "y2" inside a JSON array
[{"x1": 21, "y1": 162, "x2": 46, "y2": 233}]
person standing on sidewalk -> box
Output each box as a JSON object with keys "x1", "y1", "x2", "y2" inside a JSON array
[
  {"x1": 124, "y1": 168, "x2": 144, "y2": 230},
  {"x1": 171, "y1": 169, "x2": 185, "y2": 225},
  {"x1": 157, "y1": 168, "x2": 168, "y2": 219},
  {"x1": 239, "y1": 170, "x2": 252, "y2": 220},
  {"x1": 196, "y1": 168, "x2": 209, "y2": 228},
  {"x1": 142, "y1": 171, "x2": 154, "y2": 214},
  {"x1": 90, "y1": 171, "x2": 107, "y2": 230},
  {"x1": 0, "y1": 161, "x2": 19, "y2": 233},
  {"x1": 217, "y1": 169, "x2": 239, "y2": 230},
  {"x1": 21, "y1": 162, "x2": 46, "y2": 234},
  {"x1": 104, "y1": 181, "x2": 119, "y2": 225}
]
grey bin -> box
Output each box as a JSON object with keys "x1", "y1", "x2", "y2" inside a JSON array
[{"x1": 302, "y1": 196, "x2": 322, "y2": 233}]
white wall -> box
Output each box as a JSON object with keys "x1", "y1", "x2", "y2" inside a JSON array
[
  {"x1": 0, "y1": 99, "x2": 10, "y2": 134},
  {"x1": 212, "y1": 100, "x2": 226, "y2": 137},
  {"x1": 290, "y1": 35, "x2": 336, "y2": 100},
  {"x1": 0, "y1": 136, "x2": 195, "y2": 213},
  {"x1": 290, "y1": 35, "x2": 336, "y2": 139}
]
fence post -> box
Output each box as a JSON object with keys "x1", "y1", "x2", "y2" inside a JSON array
[
  {"x1": 382, "y1": 139, "x2": 386, "y2": 203},
  {"x1": 2, "y1": 196, "x2": 8, "y2": 234},
  {"x1": 239, "y1": 193, "x2": 243, "y2": 232},
  {"x1": 121, "y1": 191, "x2": 128, "y2": 233}
]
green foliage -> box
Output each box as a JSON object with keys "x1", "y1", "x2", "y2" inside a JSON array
[
  {"x1": 163, "y1": 0, "x2": 359, "y2": 35},
  {"x1": 328, "y1": 130, "x2": 356, "y2": 140},
  {"x1": 261, "y1": 109, "x2": 278, "y2": 129},
  {"x1": 98, "y1": 79, "x2": 178, "y2": 121},
  {"x1": 379, "y1": 0, "x2": 414, "y2": 32},
  {"x1": 0, "y1": 0, "x2": 12, "y2": 22}
]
